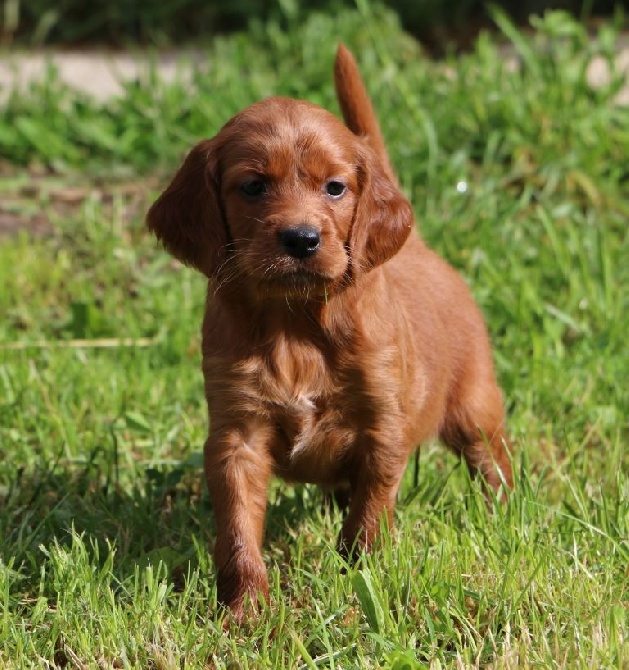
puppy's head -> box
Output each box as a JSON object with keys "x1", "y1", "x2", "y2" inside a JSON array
[{"x1": 147, "y1": 97, "x2": 412, "y2": 298}]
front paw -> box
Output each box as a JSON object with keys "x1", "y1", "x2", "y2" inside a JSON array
[
  {"x1": 337, "y1": 522, "x2": 372, "y2": 563},
  {"x1": 216, "y1": 552, "x2": 269, "y2": 623},
  {"x1": 338, "y1": 508, "x2": 391, "y2": 561}
]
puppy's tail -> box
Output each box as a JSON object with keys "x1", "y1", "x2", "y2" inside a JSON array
[{"x1": 334, "y1": 43, "x2": 397, "y2": 184}]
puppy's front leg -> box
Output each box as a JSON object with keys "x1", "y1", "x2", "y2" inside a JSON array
[
  {"x1": 339, "y1": 435, "x2": 407, "y2": 557},
  {"x1": 204, "y1": 425, "x2": 272, "y2": 621}
]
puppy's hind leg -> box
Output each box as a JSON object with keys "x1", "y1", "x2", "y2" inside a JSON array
[{"x1": 440, "y1": 377, "x2": 513, "y2": 499}]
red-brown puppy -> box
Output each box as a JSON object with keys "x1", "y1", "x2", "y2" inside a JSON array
[{"x1": 147, "y1": 45, "x2": 512, "y2": 621}]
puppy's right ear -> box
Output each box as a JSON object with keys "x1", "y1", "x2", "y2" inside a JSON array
[{"x1": 146, "y1": 139, "x2": 226, "y2": 277}]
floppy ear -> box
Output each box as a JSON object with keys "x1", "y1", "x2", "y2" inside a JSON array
[
  {"x1": 146, "y1": 139, "x2": 227, "y2": 277},
  {"x1": 350, "y1": 146, "x2": 413, "y2": 274}
]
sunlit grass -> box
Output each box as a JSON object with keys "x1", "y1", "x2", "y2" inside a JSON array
[{"x1": 0, "y1": 6, "x2": 627, "y2": 668}]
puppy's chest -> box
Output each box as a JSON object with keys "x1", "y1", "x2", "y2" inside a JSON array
[{"x1": 236, "y1": 338, "x2": 356, "y2": 472}]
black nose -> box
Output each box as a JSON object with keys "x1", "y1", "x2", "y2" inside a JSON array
[{"x1": 279, "y1": 225, "x2": 320, "y2": 259}]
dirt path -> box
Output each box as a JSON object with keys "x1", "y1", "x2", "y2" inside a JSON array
[{"x1": 0, "y1": 50, "x2": 205, "y2": 102}]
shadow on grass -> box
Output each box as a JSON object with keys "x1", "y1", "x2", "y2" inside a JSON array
[{"x1": 0, "y1": 460, "x2": 330, "y2": 593}]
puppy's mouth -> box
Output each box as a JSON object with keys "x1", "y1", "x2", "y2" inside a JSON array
[{"x1": 259, "y1": 268, "x2": 334, "y2": 299}]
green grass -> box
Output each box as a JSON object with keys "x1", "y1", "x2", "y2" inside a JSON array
[{"x1": 1, "y1": 5, "x2": 628, "y2": 668}]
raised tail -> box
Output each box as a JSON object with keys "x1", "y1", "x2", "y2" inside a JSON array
[{"x1": 333, "y1": 43, "x2": 397, "y2": 184}]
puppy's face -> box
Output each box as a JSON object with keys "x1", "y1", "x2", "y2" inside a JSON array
[
  {"x1": 218, "y1": 98, "x2": 358, "y2": 298},
  {"x1": 147, "y1": 96, "x2": 413, "y2": 298}
]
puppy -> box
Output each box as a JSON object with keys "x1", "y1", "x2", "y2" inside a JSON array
[{"x1": 147, "y1": 44, "x2": 512, "y2": 620}]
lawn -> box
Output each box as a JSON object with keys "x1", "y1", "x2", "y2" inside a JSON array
[{"x1": 0, "y1": 5, "x2": 627, "y2": 668}]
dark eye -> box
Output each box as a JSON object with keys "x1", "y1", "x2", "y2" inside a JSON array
[
  {"x1": 241, "y1": 179, "x2": 267, "y2": 198},
  {"x1": 325, "y1": 180, "x2": 346, "y2": 198}
]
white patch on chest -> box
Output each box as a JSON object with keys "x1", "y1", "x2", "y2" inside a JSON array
[
  {"x1": 233, "y1": 333, "x2": 344, "y2": 463},
  {"x1": 284, "y1": 393, "x2": 318, "y2": 459}
]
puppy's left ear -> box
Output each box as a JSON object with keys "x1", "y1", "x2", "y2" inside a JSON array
[{"x1": 350, "y1": 146, "x2": 413, "y2": 274}]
